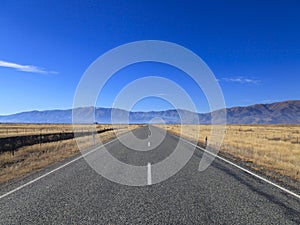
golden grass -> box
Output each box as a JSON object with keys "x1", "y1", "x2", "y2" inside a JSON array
[
  {"x1": 0, "y1": 123, "x2": 115, "y2": 137},
  {"x1": 0, "y1": 124, "x2": 141, "y2": 184},
  {"x1": 2, "y1": 123, "x2": 299, "y2": 185},
  {"x1": 156, "y1": 124, "x2": 300, "y2": 183}
]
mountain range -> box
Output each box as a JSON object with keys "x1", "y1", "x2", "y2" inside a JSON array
[{"x1": 0, "y1": 100, "x2": 299, "y2": 124}]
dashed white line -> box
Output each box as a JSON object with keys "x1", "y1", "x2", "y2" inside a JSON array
[
  {"x1": 147, "y1": 162, "x2": 152, "y2": 185},
  {"x1": 148, "y1": 141, "x2": 150, "y2": 147},
  {"x1": 2, "y1": 130, "x2": 299, "y2": 200}
]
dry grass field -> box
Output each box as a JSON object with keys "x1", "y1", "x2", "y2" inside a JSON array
[
  {"x1": 157, "y1": 124, "x2": 300, "y2": 184},
  {"x1": 1, "y1": 123, "x2": 299, "y2": 187},
  {"x1": 0, "y1": 123, "x2": 113, "y2": 138},
  {"x1": 0, "y1": 124, "x2": 141, "y2": 184}
]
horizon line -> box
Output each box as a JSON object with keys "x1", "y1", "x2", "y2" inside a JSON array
[{"x1": 0, "y1": 99, "x2": 298, "y2": 116}]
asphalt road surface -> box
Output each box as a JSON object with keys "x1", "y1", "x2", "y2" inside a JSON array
[{"x1": 0, "y1": 125, "x2": 299, "y2": 224}]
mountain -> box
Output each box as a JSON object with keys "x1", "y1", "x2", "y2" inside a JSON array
[
  {"x1": 226, "y1": 100, "x2": 300, "y2": 124},
  {"x1": 0, "y1": 100, "x2": 299, "y2": 124}
]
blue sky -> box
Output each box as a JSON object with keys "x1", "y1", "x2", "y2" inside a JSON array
[{"x1": 0, "y1": 0, "x2": 299, "y2": 115}]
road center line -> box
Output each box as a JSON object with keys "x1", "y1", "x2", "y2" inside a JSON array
[{"x1": 147, "y1": 162, "x2": 152, "y2": 185}]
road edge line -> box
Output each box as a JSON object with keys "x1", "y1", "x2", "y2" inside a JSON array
[
  {"x1": 0, "y1": 137, "x2": 119, "y2": 199},
  {"x1": 169, "y1": 132, "x2": 300, "y2": 200}
]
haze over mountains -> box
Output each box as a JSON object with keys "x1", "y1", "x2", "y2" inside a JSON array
[{"x1": 0, "y1": 100, "x2": 299, "y2": 124}]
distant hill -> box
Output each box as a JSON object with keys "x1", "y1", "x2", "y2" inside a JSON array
[
  {"x1": 0, "y1": 100, "x2": 299, "y2": 124},
  {"x1": 225, "y1": 100, "x2": 300, "y2": 124}
]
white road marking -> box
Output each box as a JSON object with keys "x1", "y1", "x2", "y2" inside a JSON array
[
  {"x1": 2, "y1": 130, "x2": 299, "y2": 200},
  {"x1": 0, "y1": 138, "x2": 119, "y2": 200},
  {"x1": 148, "y1": 141, "x2": 150, "y2": 147},
  {"x1": 147, "y1": 162, "x2": 152, "y2": 185},
  {"x1": 179, "y1": 137, "x2": 300, "y2": 200}
]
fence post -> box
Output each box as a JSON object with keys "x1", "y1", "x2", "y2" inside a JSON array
[{"x1": 40, "y1": 129, "x2": 42, "y2": 146}]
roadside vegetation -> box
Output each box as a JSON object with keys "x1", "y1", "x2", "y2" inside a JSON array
[
  {"x1": 0, "y1": 124, "x2": 140, "y2": 184},
  {"x1": 157, "y1": 124, "x2": 300, "y2": 186},
  {"x1": 1, "y1": 123, "x2": 299, "y2": 189}
]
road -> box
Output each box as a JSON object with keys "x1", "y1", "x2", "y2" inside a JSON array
[{"x1": 0, "y1": 125, "x2": 299, "y2": 224}]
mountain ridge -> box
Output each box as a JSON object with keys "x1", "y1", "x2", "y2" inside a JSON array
[{"x1": 0, "y1": 100, "x2": 299, "y2": 124}]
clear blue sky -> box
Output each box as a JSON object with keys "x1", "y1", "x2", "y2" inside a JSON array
[{"x1": 0, "y1": 0, "x2": 299, "y2": 115}]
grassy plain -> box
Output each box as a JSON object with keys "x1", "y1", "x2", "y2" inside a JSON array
[
  {"x1": 0, "y1": 123, "x2": 113, "y2": 137},
  {"x1": 157, "y1": 124, "x2": 300, "y2": 183},
  {"x1": 0, "y1": 124, "x2": 140, "y2": 183},
  {"x1": 1, "y1": 123, "x2": 299, "y2": 187}
]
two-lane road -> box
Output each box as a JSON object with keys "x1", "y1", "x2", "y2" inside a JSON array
[{"x1": 0, "y1": 126, "x2": 299, "y2": 224}]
